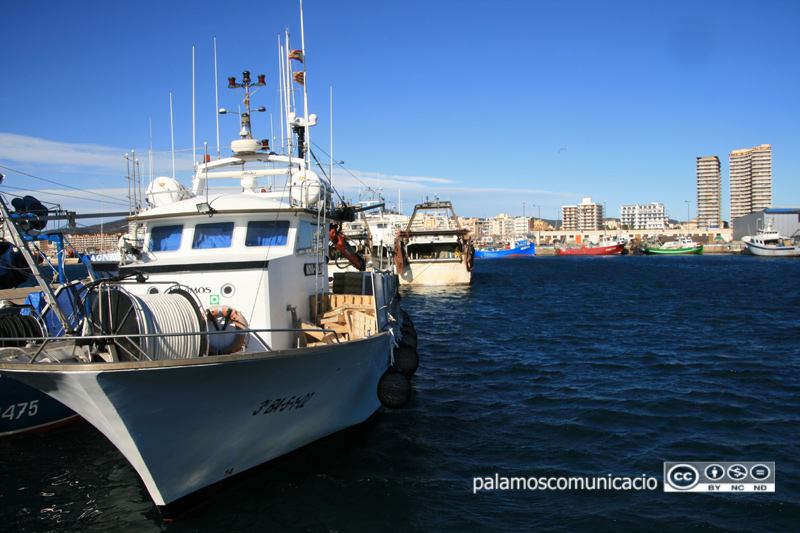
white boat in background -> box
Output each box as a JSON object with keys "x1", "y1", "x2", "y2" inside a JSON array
[
  {"x1": 394, "y1": 199, "x2": 474, "y2": 286},
  {"x1": 742, "y1": 219, "x2": 800, "y2": 257},
  {"x1": 0, "y1": 11, "x2": 417, "y2": 520},
  {"x1": 362, "y1": 207, "x2": 409, "y2": 261}
]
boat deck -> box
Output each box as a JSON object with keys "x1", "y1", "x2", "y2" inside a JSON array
[{"x1": 0, "y1": 286, "x2": 46, "y2": 305}]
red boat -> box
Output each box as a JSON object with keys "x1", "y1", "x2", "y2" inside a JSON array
[
  {"x1": 555, "y1": 243, "x2": 625, "y2": 255},
  {"x1": 555, "y1": 236, "x2": 626, "y2": 256}
]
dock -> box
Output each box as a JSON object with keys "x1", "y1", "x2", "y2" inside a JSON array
[{"x1": 0, "y1": 286, "x2": 45, "y2": 305}]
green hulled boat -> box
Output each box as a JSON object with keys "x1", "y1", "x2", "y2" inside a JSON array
[{"x1": 643, "y1": 236, "x2": 703, "y2": 255}]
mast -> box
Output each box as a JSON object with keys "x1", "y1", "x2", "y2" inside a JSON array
[
  {"x1": 279, "y1": 35, "x2": 288, "y2": 154},
  {"x1": 299, "y1": 0, "x2": 310, "y2": 167},
  {"x1": 223, "y1": 70, "x2": 266, "y2": 140}
]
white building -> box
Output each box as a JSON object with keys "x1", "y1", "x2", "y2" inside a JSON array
[
  {"x1": 697, "y1": 156, "x2": 722, "y2": 228},
  {"x1": 513, "y1": 217, "x2": 531, "y2": 239},
  {"x1": 562, "y1": 198, "x2": 602, "y2": 231},
  {"x1": 730, "y1": 144, "x2": 772, "y2": 221},
  {"x1": 490, "y1": 213, "x2": 515, "y2": 240},
  {"x1": 620, "y1": 202, "x2": 669, "y2": 230}
]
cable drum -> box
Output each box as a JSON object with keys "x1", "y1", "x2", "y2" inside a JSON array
[
  {"x1": 131, "y1": 293, "x2": 205, "y2": 360},
  {"x1": 88, "y1": 287, "x2": 207, "y2": 361},
  {"x1": 0, "y1": 313, "x2": 43, "y2": 347}
]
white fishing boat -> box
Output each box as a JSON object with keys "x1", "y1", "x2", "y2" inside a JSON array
[
  {"x1": 0, "y1": 11, "x2": 417, "y2": 520},
  {"x1": 394, "y1": 199, "x2": 474, "y2": 286},
  {"x1": 742, "y1": 219, "x2": 800, "y2": 257}
]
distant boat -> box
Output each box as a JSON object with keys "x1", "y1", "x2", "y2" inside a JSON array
[
  {"x1": 643, "y1": 236, "x2": 703, "y2": 255},
  {"x1": 79, "y1": 251, "x2": 128, "y2": 277},
  {"x1": 556, "y1": 236, "x2": 624, "y2": 256},
  {"x1": 475, "y1": 240, "x2": 535, "y2": 258},
  {"x1": 742, "y1": 219, "x2": 800, "y2": 257},
  {"x1": 394, "y1": 200, "x2": 474, "y2": 285}
]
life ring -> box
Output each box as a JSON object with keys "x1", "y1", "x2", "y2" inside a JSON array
[{"x1": 206, "y1": 305, "x2": 248, "y2": 355}]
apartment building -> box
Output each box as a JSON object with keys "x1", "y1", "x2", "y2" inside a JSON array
[
  {"x1": 696, "y1": 156, "x2": 721, "y2": 228},
  {"x1": 562, "y1": 198, "x2": 602, "y2": 231},
  {"x1": 620, "y1": 203, "x2": 668, "y2": 230},
  {"x1": 730, "y1": 144, "x2": 772, "y2": 220}
]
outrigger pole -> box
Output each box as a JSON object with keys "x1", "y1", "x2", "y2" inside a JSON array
[{"x1": 0, "y1": 195, "x2": 73, "y2": 333}]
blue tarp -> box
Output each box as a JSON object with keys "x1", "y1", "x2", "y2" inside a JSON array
[{"x1": 21, "y1": 283, "x2": 85, "y2": 336}]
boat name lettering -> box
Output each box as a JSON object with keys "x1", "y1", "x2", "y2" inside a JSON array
[
  {"x1": 252, "y1": 392, "x2": 315, "y2": 415},
  {"x1": 189, "y1": 286, "x2": 212, "y2": 294},
  {"x1": 1, "y1": 400, "x2": 39, "y2": 420}
]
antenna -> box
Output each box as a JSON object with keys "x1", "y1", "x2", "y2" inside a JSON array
[
  {"x1": 192, "y1": 45, "x2": 196, "y2": 163},
  {"x1": 170, "y1": 92, "x2": 175, "y2": 179},
  {"x1": 214, "y1": 36, "x2": 220, "y2": 159},
  {"x1": 148, "y1": 117, "x2": 153, "y2": 187}
]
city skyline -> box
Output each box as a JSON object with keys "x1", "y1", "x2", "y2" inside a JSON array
[{"x1": 1, "y1": 1, "x2": 798, "y2": 227}]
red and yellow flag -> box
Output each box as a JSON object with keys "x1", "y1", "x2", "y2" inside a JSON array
[
  {"x1": 289, "y1": 50, "x2": 304, "y2": 63},
  {"x1": 292, "y1": 71, "x2": 305, "y2": 85}
]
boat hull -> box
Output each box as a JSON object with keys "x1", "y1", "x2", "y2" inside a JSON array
[
  {"x1": 644, "y1": 245, "x2": 703, "y2": 255},
  {"x1": 555, "y1": 244, "x2": 624, "y2": 256},
  {"x1": 398, "y1": 259, "x2": 472, "y2": 285},
  {"x1": 0, "y1": 374, "x2": 78, "y2": 437},
  {"x1": 475, "y1": 244, "x2": 535, "y2": 258},
  {"x1": 743, "y1": 242, "x2": 800, "y2": 257},
  {"x1": 0, "y1": 333, "x2": 392, "y2": 515}
]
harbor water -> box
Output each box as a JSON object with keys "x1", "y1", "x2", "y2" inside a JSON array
[{"x1": 1, "y1": 255, "x2": 798, "y2": 531}]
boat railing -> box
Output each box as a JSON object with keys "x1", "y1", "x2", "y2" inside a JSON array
[{"x1": 0, "y1": 325, "x2": 353, "y2": 364}]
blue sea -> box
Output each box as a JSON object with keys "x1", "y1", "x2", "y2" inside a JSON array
[{"x1": 2, "y1": 255, "x2": 799, "y2": 531}]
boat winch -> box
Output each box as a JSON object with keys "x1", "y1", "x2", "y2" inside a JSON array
[
  {"x1": 85, "y1": 285, "x2": 207, "y2": 361},
  {"x1": 0, "y1": 312, "x2": 42, "y2": 347}
]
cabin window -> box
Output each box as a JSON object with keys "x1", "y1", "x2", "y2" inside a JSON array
[
  {"x1": 193, "y1": 221, "x2": 234, "y2": 249},
  {"x1": 297, "y1": 221, "x2": 323, "y2": 254},
  {"x1": 149, "y1": 225, "x2": 183, "y2": 252},
  {"x1": 245, "y1": 220, "x2": 290, "y2": 247}
]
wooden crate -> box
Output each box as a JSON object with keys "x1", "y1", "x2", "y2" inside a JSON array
[
  {"x1": 310, "y1": 293, "x2": 375, "y2": 321},
  {"x1": 305, "y1": 293, "x2": 377, "y2": 345}
]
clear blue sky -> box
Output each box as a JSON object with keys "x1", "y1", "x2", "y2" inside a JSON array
[{"x1": 1, "y1": 0, "x2": 798, "y2": 226}]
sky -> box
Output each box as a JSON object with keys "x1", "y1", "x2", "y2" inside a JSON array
[{"x1": 1, "y1": 0, "x2": 798, "y2": 228}]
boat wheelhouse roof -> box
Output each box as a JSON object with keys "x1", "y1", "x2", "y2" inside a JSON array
[{"x1": 130, "y1": 192, "x2": 314, "y2": 222}]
